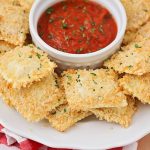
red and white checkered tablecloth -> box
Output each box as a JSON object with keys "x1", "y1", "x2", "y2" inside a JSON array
[{"x1": 0, "y1": 124, "x2": 138, "y2": 150}]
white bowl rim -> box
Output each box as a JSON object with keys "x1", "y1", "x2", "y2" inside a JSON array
[{"x1": 29, "y1": 0, "x2": 127, "y2": 59}]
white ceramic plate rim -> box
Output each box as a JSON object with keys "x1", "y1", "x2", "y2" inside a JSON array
[{"x1": 0, "y1": 99, "x2": 150, "y2": 150}]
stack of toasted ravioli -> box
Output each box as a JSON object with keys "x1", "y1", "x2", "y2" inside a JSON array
[
  {"x1": 60, "y1": 69, "x2": 137, "y2": 130},
  {"x1": 104, "y1": 0, "x2": 150, "y2": 127},
  {"x1": 0, "y1": 45, "x2": 66, "y2": 121}
]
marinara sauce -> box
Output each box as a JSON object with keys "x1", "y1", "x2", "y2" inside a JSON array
[{"x1": 38, "y1": 0, "x2": 117, "y2": 54}]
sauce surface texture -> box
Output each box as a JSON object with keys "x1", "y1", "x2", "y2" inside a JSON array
[{"x1": 38, "y1": 0, "x2": 117, "y2": 54}]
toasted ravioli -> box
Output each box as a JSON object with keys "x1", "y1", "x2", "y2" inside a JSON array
[
  {"x1": 0, "y1": 74, "x2": 65, "y2": 121},
  {"x1": 104, "y1": 39, "x2": 150, "y2": 75},
  {"x1": 0, "y1": 3, "x2": 29, "y2": 46},
  {"x1": 0, "y1": 45, "x2": 56, "y2": 89},
  {"x1": 62, "y1": 69, "x2": 127, "y2": 110},
  {"x1": 121, "y1": 0, "x2": 150, "y2": 31},
  {"x1": 0, "y1": 41, "x2": 15, "y2": 56},
  {"x1": 46, "y1": 104, "x2": 92, "y2": 132},
  {"x1": 119, "y1": 74, "x2": 150, "y2": 104},
  {"x1": 91, "y1": 97, "x2": 137, "y2": 127}
]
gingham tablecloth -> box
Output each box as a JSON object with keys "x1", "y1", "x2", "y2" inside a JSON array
[{"x1": 0, "y1": 124, "x2": 138, "y2": 150}]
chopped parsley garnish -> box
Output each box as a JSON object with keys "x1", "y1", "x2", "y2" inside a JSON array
[
  {"x1": 76, "y1": 48, "x2": 83, "y2": 53},
  {"x1": 76, "y1": 74, "x2": 82, "y2": 86},
  {"x1": 91, "y1": 28, "x2": 96, "y2": 33},
  {"x1": 55, "y1": 79, "x2": 59, "y2": 88},
  {"x1": 128, "y1": 65, "x2": 133, "y2": 68},
  {"x1": 66, "y1": 75, "x2": 72, "y2": 80},
  {"x1": 28, "y1": 74, "x2": 31, "y2": 79},
  {"x1": 46, "y1": 7, "x2": 54, "y2": 14},
  {"x1": 93, "y1": 80, "x2": 98, "y2": 84},
  {"x1": 64, "y1": 108, "x2": 67, "y2": 113},
  {"x1": 91, "y1": 21, "x2": 95, "y2": 26},
  {"x1": 135, "y1": 44, "x2": 142, "y2": 48},
  {"x1": 36, "y1": 53, "x2": 41, "y2": 59},
  {"x1": 90, "y1": 73, "x2": 96, "y2": 76},
  {"x1": 62, "y1": 22, "x2": 68, "y2": 29},
  {"x1": 49, "y1": 18, "x2": 54, "y2": 23},
  {"x1": 62, "y1": 5, "x2": 67, "y2": 10},
  {"x1": 80, "y1": 25, "x2": 85, "y2": 31},
  {"x1": 29, "y1": 55, "x2": 32, "y2": 58}
]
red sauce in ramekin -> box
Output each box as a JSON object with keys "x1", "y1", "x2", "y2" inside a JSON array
[{"x1": 38, "y1": 0, "x2": 117, "y2": 54}]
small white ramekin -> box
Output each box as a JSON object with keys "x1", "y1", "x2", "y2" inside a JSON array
[{"x1": 29, "y1": 0, "x2": 127, "y2": 70}]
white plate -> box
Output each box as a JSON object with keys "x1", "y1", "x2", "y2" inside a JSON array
[{"x1": 0, "y1": 99, "x2": 150, "y2": 150}]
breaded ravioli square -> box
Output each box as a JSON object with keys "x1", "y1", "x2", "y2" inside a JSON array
[
  {"x1": 62, "y1": 69, "x2": 127, "y2": 110},
  {"x1": 0, "y1": 3, "x2": 29, "y2": 46},
  {"x1": 104, "y1": 39, "x2": 150, "y2": 75},
  {"x1": 46, "y1": 104, "x2": 92, "y2": 132},
  {"x1": 0, "y1": 45, "x2": 56, "y2": 89},
  {"x1": 121, "y1": 0, "x2": 150, "y2": 31},
  {"x1": 0, "y1": 74, "x2": 65, "y2": 122},
  {"x1": 91, "y1": 97, "x2": 137, "y2": 127},
  {"x1": 119, "y1": 74, "x2": 150, "y2": 104},
  {"x1": 0, "y1": 41, "x2": 15, "y2": 56}
]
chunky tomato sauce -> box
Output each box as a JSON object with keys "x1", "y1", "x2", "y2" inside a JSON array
[{"x1": 38, "y1": 0, "x2": 117, "y2": 54}]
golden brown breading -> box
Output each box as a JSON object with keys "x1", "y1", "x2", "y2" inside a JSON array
[
  {"x1": 0, "y1": 45, "x2": 56, "y2": 89},
  {"x1": 104, "y1": 39, "x2": 150, "y2": 75},
  {"x1": 119, "y1": 74, "x2": 150, "y2": 104},
  {"x1": 123, "y1": 21, "x2": 150, "y2": 45},
  {"x1": 0, "y1": 0, "x2": 34, "y2": 11},
  {"x1": 91, "y1": 97, "x2": 137, "y2": 128},
  {"x1": 122, "y1": 0, "x2": 150, "y2": 45},
  {"x1": 0, "y1": 3, "x2": 29, "y2": 46},
  {"x1": 134, "y1": 21, "x2": 150, "y2": 42},
  {"x1": 0, "y1": 41, "x2": 15, "y2": 56},
  {"x1": 46, "y1": 103, "x2": 92, "y2": 132},
  {"x1": 0, "y1": 0, "x2": 20, "y2": 5},
  {"x1": 62, "y1": 69, "x2": 127, "y2": 111},
  {"x1": 123, "y1": 31, "x2": 137, "y2": 45},
  {"x1": 18, "y1": 0, "x2": 34, "y2": 11},
  {"x1": 121, "y1": 0, "x2": 150, "y2": 31},
  {"x1": 0, "y1": 73, "x2": 65, "y2": 122}
]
